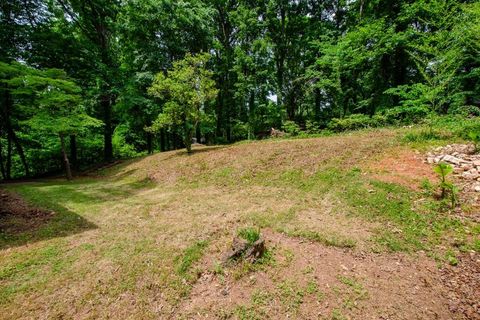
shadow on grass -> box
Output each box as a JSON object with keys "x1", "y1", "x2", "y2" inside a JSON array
[
  {"x1": 0, "y1": 177, "x2": 155, "y2": 250},
  {"x1": 0, "y1": 192, "x2": 97, "y2": 250}
]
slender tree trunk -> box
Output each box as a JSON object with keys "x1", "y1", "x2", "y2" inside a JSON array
[
  {"x1": 314, "y1": 88, "x2": 321, "y2": 122},
  {"x1": 6, "y1": 132, "x2": 11, "y2": 179},
  {"x1": 70, "y1": 135, "x2": 78, "y2": 171},
  {"x1": 160, "y1": 129, "x2": 166, "y2": 152},
  {"x1": 9, "y1": 126, "x2": 29, "y2": 176},
  {"x1": 60, "y1": 134, "x2": 72, "y2": 180},
  {"x1": 147, "y1": 132, "x2": 153, "y2": 154},
  {"x1": 102, "y1": 95, "x2": 113, "y2": 162},
  {"x1": 0, "y1": 130, "x2": 5, "y2": 180}
]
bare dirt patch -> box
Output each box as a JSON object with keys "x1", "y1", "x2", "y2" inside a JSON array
[
  {"x1": 174, "y1": 229, "x2": 456, "y2": 320},
  {"x1": 440, "y1": 252, "x2": 480, "y2": 320},
  {"x1": 0, "y1": 188, "x2": 54, "y2": 234},
  {"x1": 367, "y1": 148, "x2": 436, "y2": 190}
]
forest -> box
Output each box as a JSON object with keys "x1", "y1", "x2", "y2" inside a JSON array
[{"x1": 1, "y1": 0, "x2": 480, "y2": 179}]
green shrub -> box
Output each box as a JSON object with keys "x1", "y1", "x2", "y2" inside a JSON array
[
  {"x1": 112, "y1": 125, "x2": 144, "y2": 158},
  {"x1": 468, "y1": 130, "x2": 480, "y2": 152},
  {"x1": 282, "y1": 120, "x2": 301, "y2": 136},
  {"x1": 381, "y1": 106, "x2": 430, "y2": 125},
  {"x1": 327, "y1": 114, "x2": 384, "y2": 132},
  {"x1": 231, "y1": 120, "x2": 250, "y2": 141}
]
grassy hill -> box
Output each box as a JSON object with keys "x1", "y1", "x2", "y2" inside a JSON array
[{"x1": 1, "y1": 127, "x2": 478, "y2": 319}]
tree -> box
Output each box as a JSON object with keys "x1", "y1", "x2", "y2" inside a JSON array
[
  {"x1": 2, "y1": 62, "x2": 102, "y2": 180},
  {"x1": 148, "y1": 53, "x2": 218, "y2": 153}
]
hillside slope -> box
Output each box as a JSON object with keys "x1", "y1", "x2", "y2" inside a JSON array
[{"x1": 1, "y1": 128, "x2": 478, "y2": 319}]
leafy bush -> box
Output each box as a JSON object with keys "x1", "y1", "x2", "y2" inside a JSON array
[
  {"x1": 468, "y1": 131, "x2": 480, "y2": 152},
  {"x1": 305, "y1": 120, "x2": 321, "y2": 134},
  {"x1": 327, "y1": 114, "x2": 386, "y2": 132},
  {"x1": 381, "y1": 106, "x2": 430, "y2": 125},
  {"x1": 282, "y1": 120, "x2": 301, "y2": 136},
  {"x1": 231, "y1": 120, "x2": 250, "y2": 141},
  {"x1": 112, "y1": 125, "x2": 144, "y2": 158}
]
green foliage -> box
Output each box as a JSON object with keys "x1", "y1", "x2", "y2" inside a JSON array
[
  {"x1": 328, "y1": 114, "x2": 386, "y2": 132},
  {"x1": 381, "y1": 106, "x2": 431, "y2": 125},
  {"x1": 282, "y1": 121, "x2": 301, "y2": 136},
  {"x1": 434, "y1": 163, "x2": 458, "y2": 207},
  {"x1": 147, "y1": 53, "x2": 218, "y2": 153},
  {"x1": 112, "y1": 125, "x2": 145, "y2": 159},
  {"x1": 468, "y1": 131, "x2": 480, "y2": 153}
]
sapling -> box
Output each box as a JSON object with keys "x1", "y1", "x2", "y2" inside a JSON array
[{"x1": 434, "y1": 162, "x2": 458, "y2": 207}]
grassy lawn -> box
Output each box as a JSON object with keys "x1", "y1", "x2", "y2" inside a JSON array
[{"x1": 1, "y1": 127, "x2": 478, "y2": 319}]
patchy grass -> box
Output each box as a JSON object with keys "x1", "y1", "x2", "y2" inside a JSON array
[{"x1": 176, "y1": 240, "x2": 208, "y2": 277}]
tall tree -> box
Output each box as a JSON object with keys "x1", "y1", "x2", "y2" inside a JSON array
[{"x1": 147, "y1": 53, "x2": 218, "y2": 153}]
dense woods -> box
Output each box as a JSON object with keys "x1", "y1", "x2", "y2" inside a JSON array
[{"x1": 1, "y1": 0, "x2": 479, "y2": 179}]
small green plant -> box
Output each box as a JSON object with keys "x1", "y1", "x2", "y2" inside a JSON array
[
  {"x1": 468, "y1": 130, "x2": 480, "y2": 153},
  {"x1": 237, "y1": 227, "x2": 261, "y2": 244},
  {"x1": 434, "y1": 162, "x2": 458, "y2": 207}
]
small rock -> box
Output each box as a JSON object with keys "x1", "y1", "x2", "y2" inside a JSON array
[{"x1": 442, "y1": 155, "x2": 464, "y2": 166}]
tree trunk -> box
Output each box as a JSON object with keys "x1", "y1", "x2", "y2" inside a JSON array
[
  {"x1": 8, "y1": 125, "x2": 29, "y2": 176},
  {"x1": 102, "y1": 95, "x2": 113, "y2": 162},
  {"x1": 160, "y1": 129, "x2": 166, "y2": 152},
  {"x1": 147, "y1": 132, "x2": 153, "y2": 154},
  {"x1": 0, "y1": 130, "x2": 5, "y2": 180},
  {"x1": 314, "y1": 88, "x2": 321, "y2": 122},
  {"x1": 6, "y1": 132, "x2": 11, "y2": 179},
  {"x1": 60, "y1": 134, "x2": 72, "y2": 181},
  {"x1": 70, "y1": 135, "x2": 78, "y2": 171}
]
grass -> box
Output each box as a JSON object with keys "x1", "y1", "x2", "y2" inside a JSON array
[
  {"x1": 176, "y1": 240, "x2": 208, "y2": 276},
  {"x1": 237, "y1": 227, "x2": 261, "y2": 244},
  {"x1": 0, "y1": 126, "x2": 478, "y2": 318}
]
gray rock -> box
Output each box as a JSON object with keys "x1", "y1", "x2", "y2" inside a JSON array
[{"x1": 442, "y1": 155, "x2": 464, "y2": 166}]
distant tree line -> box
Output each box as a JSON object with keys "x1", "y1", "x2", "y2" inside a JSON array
[{"x1": 1, "y1": 0, "x2": 479, "y2": 179}]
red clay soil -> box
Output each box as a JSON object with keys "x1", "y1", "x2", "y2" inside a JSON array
[
  {"x1": 368, "y1": 149, "x2": 437, "y2": 191},
  {"x1": 0, "y1": 188, "x2": 54, "y2": 234}
]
